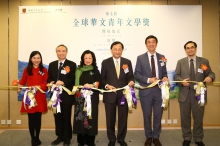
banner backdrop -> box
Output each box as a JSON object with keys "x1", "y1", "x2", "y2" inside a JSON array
[{"x1": 18, "y1": 5, "x2": 202, "y2": 100}]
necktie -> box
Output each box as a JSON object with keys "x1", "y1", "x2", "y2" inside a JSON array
[
  {"x1": 151, "y1": 55, "x2": 156, "y2": 77},
  {"x1": 116, "y1": 60, "x2": 120, "y2": 78},
  {"x1": 57, "y1": 62, "x2": 63, "y2": 80},
  {"x1": 190, "y1": 59, "x2": 195, "y2": 87}
]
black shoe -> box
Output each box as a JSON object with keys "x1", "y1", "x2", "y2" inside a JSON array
[
  {"x1": 118, "y1": 140, "x2": 128, "y2": 146},
  {"x1": 195, "y1": 142, "x2": 205, "y2": 146},
  {"x1": 182, "y1": 140, "x2": 191, "y2": 146},
  {"x1": 51, "y1": 137, "x2": 63, "y2": 145},
  {"x1": 36, "y1": 139, "x2": 41, "y2": 145},
  {"x1": 145, "y1": 137, "x2": 152, "y2": 146},
  {"x1": 108, "y1": 141, "x2": 116, "y2": 146},
  {"x1": 63, "y1": 140, "x2": 70, "y2": 146},
  {"x1": 153, "y1": 138, "x2": 162, "y2": 146},
  {"x1": 31, "y1": 137, "x2": 37, "y2": 146}
]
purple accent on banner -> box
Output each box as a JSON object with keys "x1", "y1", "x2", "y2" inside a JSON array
[
  {"x1": 24, "y1": 89, "x2": 31, "y2": 105},
  {"x1": 195, "y1": 95, "x2": 200, "y2": 100},
  {"x1": 195, "y1": 91, "x2": 206, "y2": 101},
  {"x1": 25, "y1": 96, "x2": 31, "y2": 105},
  {"x1": 52, "y1": 87, "x2": 62, "y2": 107},
  {"x1": 81, "y1": 87, "x2": 91, "y2": 98},
  {"x1": 130, "y1": 87, "x2": 137, "y2": 106},
  {"x1": 120, "y1": 94, "x2": 126, "y2": 105},
  {"x1": 158, "y1": 81, "x2": 163, "y2": 86},
  {"x1": 53, "y1": 95, "x2": 62, "y2": 107},
  {"x1": 54, "y1": 87, "x2": 60, "y2": 91}
]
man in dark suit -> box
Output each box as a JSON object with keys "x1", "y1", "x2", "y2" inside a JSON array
[
  {"x1": 47, "y1": 44, "x2": 76, "y2": 146},
  {"x1": 175, "y1": 41, "x2": 215, "y2": 146},
  {"x1": 134, "y1": 35, "x2": 168, "y2": 146},
  {"x1": 101, "y1": 41, "x2": 134, "y2": 146}
]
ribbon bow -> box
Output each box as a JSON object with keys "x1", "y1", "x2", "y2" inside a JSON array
[
  {"x1": 47, "y1": 85, "x2": 63, "y2": 113},
  {"x1": 81, "y1": 88, "x2": 93, "y2": 119},
  {"x1": 121, "y1": 86, "x2": 137, "y2": 112},
  {"x1": 23, "y1": 86, "x2": 37, "y2": 109},
  {"x1": 158, "y1": 81, "x2": 170, "y2": 109},
  {"x1": 194, "y1": 82, "x2": 206, "y2": 107}
]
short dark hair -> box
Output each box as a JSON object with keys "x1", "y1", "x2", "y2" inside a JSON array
[
  {"x1": 145, "y1": 35, "x2": 158, "y2": 44},
  {"x1": 56, "y1": 44, "x2": 68, "y2": 52},
  {"x1": 79, "y1": 50, "x2": 98, "y2": 69},
  {"x1": 27, "y1": 51, "x2": 44, "y2": 76},
  {"x1": 184, "y1": 41, "x2": 197, "y2": 50},
  {"x1": 110, "y1": 41, "x2": 124, "y2": 50}
]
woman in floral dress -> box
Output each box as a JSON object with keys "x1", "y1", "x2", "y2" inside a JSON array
[{"x1": 73, "y1": 50, "x2": 102, "y2": 146}]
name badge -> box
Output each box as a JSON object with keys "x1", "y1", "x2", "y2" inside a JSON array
[
  {"x1": 160, "y1": 62, "x2": 165, "y2": 66},
  {"x1": 124, "y1": 68, "x2": 129, "y2": 74},
  {"x1": 61, "y1": 70, "x2": 67, "y2": 74},
  {"x1": 198, "y1": 68, "x2": 203, "y2": 73}
]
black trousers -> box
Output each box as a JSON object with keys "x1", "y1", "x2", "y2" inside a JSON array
[
  {"x1": 104, "y1": 101, "x2": 128, "y2": 142},
  {"x1": 28, "y1": 112, "x2": 42, "y2": 140},
  {"x1": 54, "y1": 103, "x2": 73, "y2": 141},
  {"x1": 77, "y1": 134, "x2": 95, "y2": 146}
]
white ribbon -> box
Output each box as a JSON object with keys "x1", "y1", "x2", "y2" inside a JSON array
[
  {"x1": 199, "y1": 86, "x2": 206, "y2": 106},
  {"x1": 158, "y1": 81, "x2": 170, "y2": 108},
  {"x1": 49, "y1": 85, "x2": 62, "y2": 113},
  {"x1": 125, "y1": 86, "x2": 133, "y2": 109},
  {"x1": 194, "y1": 83, "x2": 206, "y2": 107},
  {"x1": 81, "y1": 88, "x2": 93, "y2": 119}
]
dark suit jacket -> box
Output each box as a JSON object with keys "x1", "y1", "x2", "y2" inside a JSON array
[
  {"x1": 101, "y1": 57, "x2": 134, "y2": 103},
  {"x1": 47, "y1": 59, "x2": 76, "y2": 104},
  {"x1": 174, "y1": 56, "x2": 215, "y2": 102},
  {"x1": 134, "y1": 52, "x2": 168, "y2": 97}
]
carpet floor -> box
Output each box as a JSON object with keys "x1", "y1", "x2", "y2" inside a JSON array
[{"x1": 0, "y1": 129, "x2": 219, "y2": 146}]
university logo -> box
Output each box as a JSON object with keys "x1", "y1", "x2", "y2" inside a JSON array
[{"x1": 22, "y1": 8, "x2": 26, "y2": 13}]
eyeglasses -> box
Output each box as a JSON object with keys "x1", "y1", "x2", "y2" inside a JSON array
[{"x1": 186, "y1": 46, "x2": 196, "y2": 50}]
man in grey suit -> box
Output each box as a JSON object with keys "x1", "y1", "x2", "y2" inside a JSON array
[
  {"x1": 175, "y1": 41, "x2": 215, "y2": 146},
  {"x1": 101, "y1": 41, "x2": 134, "y2": 146},
  {"x1": 134, "y1": 35, "x2": 168, "y2": 146}
]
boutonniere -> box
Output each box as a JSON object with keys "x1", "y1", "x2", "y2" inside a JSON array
[
  {"x1": 159, "y1": 56, "x2": 167, "y2": 63},
  {"x1": 38, "y1": 71, "x2": 44, "y2": 76},
  {"x1": 63, "y1": 66, "x2": 70, "y2": 73},
  {"x1": 200, "y1": 64, "x2": 208, "y2": 71},
  {"x1": 122, "y1": 64, "x2": 128, "y2": 69}
]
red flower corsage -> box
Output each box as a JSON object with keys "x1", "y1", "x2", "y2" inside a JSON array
[
  {"x1": 64, "y1": 66, "x2": 70, "y2": 73},
  {"x1": 160, "y1": 56, "x2": 167, "y2": 63},
  {"x1": 122, "y1": 64, "x2": 128, "y2": 69},
  {"x1": 200, "y1": 64, "x2": 208, "y2": 71}
]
